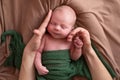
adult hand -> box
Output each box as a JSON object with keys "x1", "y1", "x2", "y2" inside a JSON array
[
  {"x1": 68, "y1": 27, "x2": 113, "y2": 80},
  {"x1": 67, "y1": 27, "x2": 91, "y2": 53},
  {"x1": 24, "y1": 10, "x2": 52, "y2": 53},
  {"x1": 19, "y1": 10, "x2": 52, "y2": 80}
]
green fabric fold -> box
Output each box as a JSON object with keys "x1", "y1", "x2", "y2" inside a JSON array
[{"x1": 1, "y1": 30, "x2": 25, "y2": 69}]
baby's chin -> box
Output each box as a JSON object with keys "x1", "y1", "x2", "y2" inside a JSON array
[
  {"x1": 52, "y1": 36, "x2": 66, "y2": 39},
  {"x1": 51, "y1": 34, "x2": 67, "y2": 39}
]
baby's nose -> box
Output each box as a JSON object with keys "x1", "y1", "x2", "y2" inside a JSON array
[{"x1": 55, "y1": 25, "x2": 61, "y2": 30}]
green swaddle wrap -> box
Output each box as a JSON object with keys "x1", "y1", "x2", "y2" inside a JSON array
[
  {"x1": 37, "y1": 49, "x2": 116, "y2": 80},
  {"x1": 37, "y1": 50, "x2": 76, "y2": 80},
  {"x1": 0, "y1": 30, "x2": 116, "y2": 80}
]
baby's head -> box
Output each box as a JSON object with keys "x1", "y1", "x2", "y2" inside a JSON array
[
  {"x1": 52, "y1": 5, "x2": 76, "y2": 26},
  {"x1": 47, "y1": 5, "x2": 76, "y2": 39}
]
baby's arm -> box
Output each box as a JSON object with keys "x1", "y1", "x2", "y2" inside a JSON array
[
  {"x1": 34, "y1": 35, "x2": 49, "y2": 75},
  {"x1": 34, "y1": 51, "x2": 49, "y2": 75},
  {"x1": 70, "y1": 36, "x2": 83, "y2": 61}
]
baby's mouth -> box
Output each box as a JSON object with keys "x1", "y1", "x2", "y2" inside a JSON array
[{"x1": 53, "y1": 32, "x2": 60, "y2": 35}]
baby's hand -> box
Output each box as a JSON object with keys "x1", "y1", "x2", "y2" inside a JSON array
[
  {"x1": 73, "y1": 36, "x2": 83, "y2": 49},
  {"x1": 37, "y1": 66, "x2": 49, "y2": 75},
  {"x1": 70, "y1": 36, "x2": 83, "y2": 61}
]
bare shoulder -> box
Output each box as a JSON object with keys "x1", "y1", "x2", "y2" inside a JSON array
[
  {"x1": 41, "y1": 34, "x2": 51, "y2": 43},
  {"x1": 43, "y1": 34, "x2": 52, "y2": 40}
]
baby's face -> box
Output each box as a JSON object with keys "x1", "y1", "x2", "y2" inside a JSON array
[{"x1": 47, "y1": 9, "x2": 75, "y2": 39}]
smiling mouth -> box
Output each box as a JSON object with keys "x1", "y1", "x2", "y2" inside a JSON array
[{"x1": 53, "y1": 32, "x2": 60, "y2": 35}]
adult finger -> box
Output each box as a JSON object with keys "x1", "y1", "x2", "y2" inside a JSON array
[
  {"x1": 78, "y1": 29, "x2": 90, "y2": 41},
  {"x1": 67, "y1": 27, "x2": 84, "y2": 41},
  {"x1": 77, "y1": 29, "x2": 91, "y2": 49},
  {"x1": 38, "y1": 10, "x2": 52, "y2": 31}
]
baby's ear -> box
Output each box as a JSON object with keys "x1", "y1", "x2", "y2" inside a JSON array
[
  {"x1": 72, "y1": 26, "x2": 75, "y2": 29},
  {"x1": 71, "y1": 27, "x2": 74, "y2": 30},
  {"x1": 73, "y1": 23, "x2": 78, "y2": 29}
]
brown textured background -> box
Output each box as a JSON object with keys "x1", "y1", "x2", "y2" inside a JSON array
[{"x1": 0, "y1": 0, "x2": 120, "y2": 80}]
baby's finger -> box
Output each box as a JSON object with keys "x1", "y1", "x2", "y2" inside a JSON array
[
  {"x1": 74, "y1": 40, "x2": 83, "y2": 46},
  {"x1": 74, "y1": 42, "x2": 82, "y2": 49},
  {"x1": 74, "y1": 38, "x2": 83, "y2": 47},
  {"x1": 44, "y1": 68, "x2": 49, "y2": 74}
]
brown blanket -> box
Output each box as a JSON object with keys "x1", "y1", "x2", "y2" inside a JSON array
[{"x1": 0, "y1": 0, "x2": 120, "y2": 80}]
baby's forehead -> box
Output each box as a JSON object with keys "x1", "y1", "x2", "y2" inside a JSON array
[
  {"x1": 53, "y1": 6, "x2": 76, "y2": 20},
  {"x1": 52, "y1": 5, "x2": 76, "y2": 26},
  {"x1": 53, "y1": 6, "x2": 75, "y2": 15}
]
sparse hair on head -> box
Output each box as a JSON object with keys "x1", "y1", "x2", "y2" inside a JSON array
[{"x1": 53, "y1": 5, "x2": 76, "y2": 26}]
